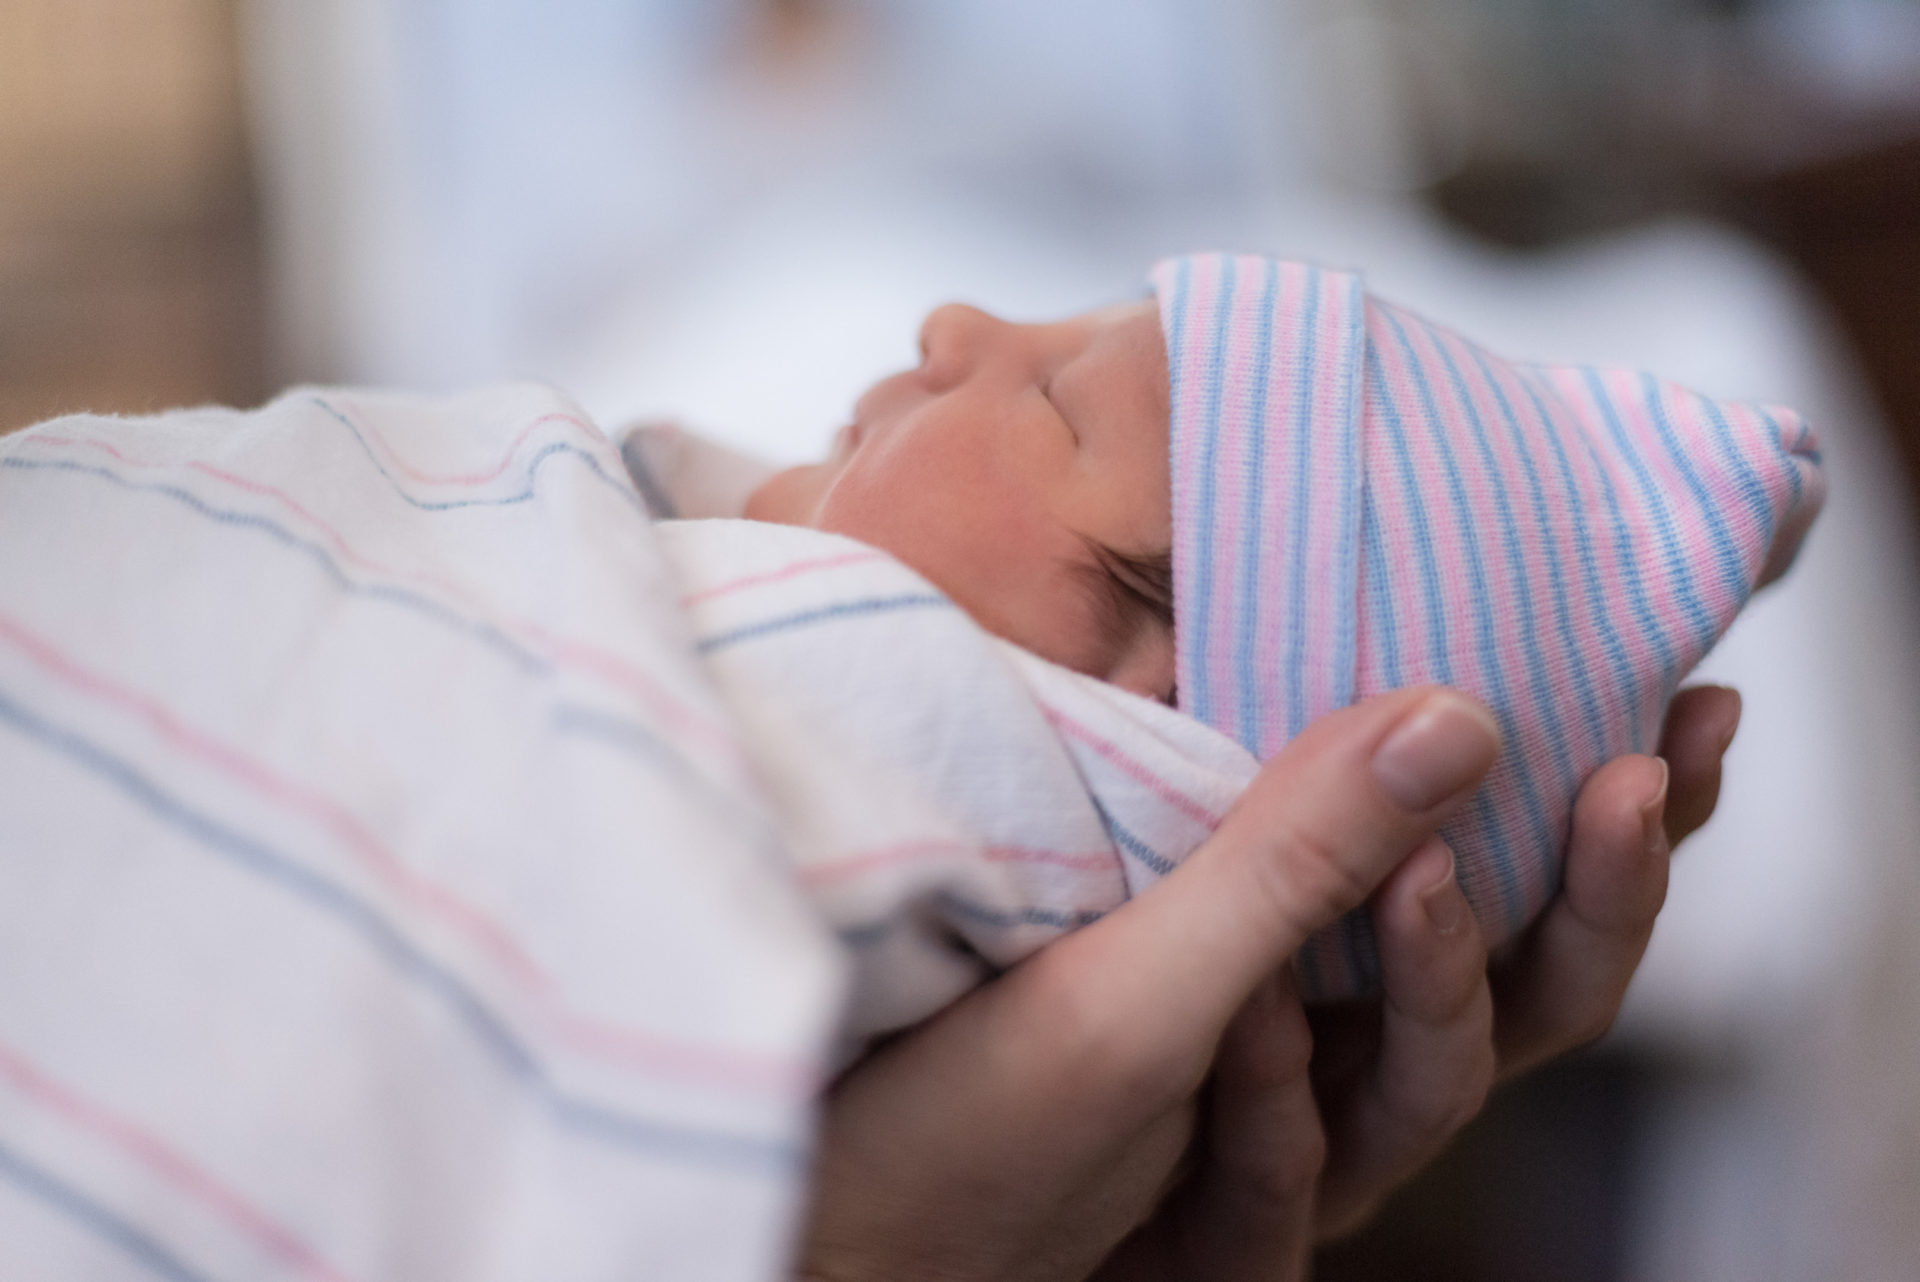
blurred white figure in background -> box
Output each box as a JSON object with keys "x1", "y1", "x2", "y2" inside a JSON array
[
  {"x1": 246, "y1": 0, "x2": 1334, "y2": 450},
  {"x1": 244, "y1": 1, "x2": 1920, "y2": 1277}
]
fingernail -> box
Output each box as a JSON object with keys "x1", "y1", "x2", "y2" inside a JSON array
[
  {"x1": 1372, "y1": 691, "x2": 1500, "y2": 812},
  {"x1": 1640, "y1": 758, "x2": 1670, "y2": 858},
  {"x1": 1412, "y1": 839, "x2": 1466, "y2": 936}
]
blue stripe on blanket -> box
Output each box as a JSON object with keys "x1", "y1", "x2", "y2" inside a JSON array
[
  {"x1": 619, "y1": 432, "x2": 679, "y2": 519},
  {"x1": 0, "y1": 687, "x2": 799, "y2": 1175},
  {"x1": 837, "y1": 894, "x2": 1108, "y2": 947},
  {"x1": 311, "y1": 395, "x2": 648, "y2": 516},
  {"x1": 1, "y1": 455, "x2": 713, "y2": 788},
  {"x1": 1089, "y1": 800, "x2": 1175, "y2": 877},
  {"x1": 1, "y1": 455, "x2": 546, "y2": 673},
  {"x1": 932, "y1": 892, "x2": 1107, "y2": 931},
  {"x1": 0, "y1": 1140, "x2": 212, "y2": 1282},
  {"x1": 695, "y1": 595, "x2": 953, "y2": 653},
  {"x1": 550, "y1": 703, "x2": 789, "y2": 871}
]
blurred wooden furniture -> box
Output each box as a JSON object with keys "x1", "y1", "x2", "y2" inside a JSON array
[
  {"x1": 1738, "y1": 136, "x2": 1920, "y2": 502},
  {"x1": 0, "y1": 0, "x2": 263, "y2": 434}
]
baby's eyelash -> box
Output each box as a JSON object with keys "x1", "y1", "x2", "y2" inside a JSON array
[
  {"x1": 1079, "y1": 539, "x2": 1175, "y2": 636},
  {"x1": 1073, "y1": 543, "x2": 1178, "y2": 704}
]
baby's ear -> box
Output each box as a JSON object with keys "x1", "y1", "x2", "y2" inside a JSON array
[{"x1": 1105, "y1": 627, "x2": 1178, "y2": 704}]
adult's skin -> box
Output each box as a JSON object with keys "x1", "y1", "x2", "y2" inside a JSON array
[{"x1": 799, "y1": 682, "x2": 1739, "y2": 1281}]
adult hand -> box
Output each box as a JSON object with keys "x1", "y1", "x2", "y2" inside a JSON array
[
  {"x1": 799, "y1": 686, "x2": 1501, "y2": 1282},
  {"x1": 1490, "y1": 683, "x2": 1738, "y2": 1075},
  {"x1": 1305, "y1": 683, "x2": 1741, "y2": 1237},
  {"x1": 796, "y1": 684, "x2": 1740, "y2": 1279}
]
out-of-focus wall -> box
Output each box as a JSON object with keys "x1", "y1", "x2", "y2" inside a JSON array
[
  {"x1": 1350, "y1": 0, "x2": 1920, "y2": 499},
  {"x1": 0, "y1": 0, "x2": 264, "y2": 432},
  {"x1": 241, "y1": 0, "x2": 1307, "y2": 399}
]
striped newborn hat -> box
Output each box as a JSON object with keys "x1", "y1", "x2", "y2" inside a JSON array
[{"x1": 1151, "y1": 253, "x2": 1825, "y2": 1000}]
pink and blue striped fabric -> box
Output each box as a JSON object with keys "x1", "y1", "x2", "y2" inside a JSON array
[
  {"x1": 0, "y1": 389, "x2": 1266, "y2": 1280},
  {"x1": 1153, "y1": 253, "x2": 1827, "y2": 998},
  {"x1": 0, "y1": 386, "x2": 846, "y2": 1282}
]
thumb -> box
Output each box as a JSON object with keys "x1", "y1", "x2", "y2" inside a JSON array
[{"x1": 1036, "y1": 686, "x2": 1499, "y2": 1066}]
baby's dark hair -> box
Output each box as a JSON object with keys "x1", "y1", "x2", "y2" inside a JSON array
[{"x1": 1076, "y1": 537, "x2": 1174, "y2": 663}]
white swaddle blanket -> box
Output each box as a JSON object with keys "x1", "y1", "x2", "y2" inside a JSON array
[
  {"x1": 663, "y1": 518, "x2": 1254, "y2": 1052},
  {"x1": 0, "y1": 385, "x2": 1249, "y2": 1282}
]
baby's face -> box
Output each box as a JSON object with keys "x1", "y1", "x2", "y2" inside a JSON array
[{"x1": 746, "y1": 300, "x2": 1176, "y2": 699}]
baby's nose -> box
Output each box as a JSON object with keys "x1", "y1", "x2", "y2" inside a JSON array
[{"x1": 918, "y1": 302, "x2": 1001, "y2": 390}]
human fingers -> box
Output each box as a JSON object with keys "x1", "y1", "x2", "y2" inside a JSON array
[
  {"x1": 803, "y1": 967, "x2": 1198, "y2": 1282},
  {"x1": 1491, "y1": 751, "x2": 1670, "y2": 1077},
  {"x1": 1658, "y1": 685, "x2": 1741, "y2": 845},
  {"x1": 1189, "y1": 970, "x2": 1324, "y2": 1280},
  {"x1": 803, "y1": 689, "x2": 1498, "y2": 1282},
  {"x1": 1313, "y1": 837, "x2": 1495, "y2": 1239},
  {"x1": 1031, "y1": 686, "x2": 1500, "y2": 1098},
  {"x1": 1092, "y1": 972, "x2": 1324, "y2": 1282}
]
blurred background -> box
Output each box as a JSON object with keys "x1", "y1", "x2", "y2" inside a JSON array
[{"x1": 3, "y1": 0, "x2": 1918, "y2": 1277}]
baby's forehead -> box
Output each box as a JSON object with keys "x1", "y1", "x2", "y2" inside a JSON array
[
  {"x1": 1077, "y1": 298, "x2": 1158, "y2": 326},
  {"x1": 1074, "y1": 299, "x2": 1164, "y2": 362},
  {"x1": 1076, "y1": 300, "x2": 1169, "y2": 417}
]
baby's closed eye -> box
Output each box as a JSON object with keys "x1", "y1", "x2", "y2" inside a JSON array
[{"x1": 1075, "y1": 538, "x2": 1176, "y2": 702}]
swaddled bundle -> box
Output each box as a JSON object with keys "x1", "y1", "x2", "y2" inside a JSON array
[{"x1": 0, "y1": 383, "x2": 1249, "y2": 1281}]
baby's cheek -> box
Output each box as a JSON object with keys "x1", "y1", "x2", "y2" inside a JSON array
[
  {"x1": 948, "y1": 554, "x2": 1125, "y2": 680},
  {"x1": 1038, "y1": 593, "x2": 1130, "y2": 679},
  {"x1": 808, "y1": 459, "x2": 911, "y2": 550},
  {"x1": 743, "y1": 463, "x2": 834, "y2": 525}
]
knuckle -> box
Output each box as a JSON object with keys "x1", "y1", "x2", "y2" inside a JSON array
[
  {"x1": 1255, "y1": 822, "x2": 1378, "y2": 930},
  {"x1": 1561, "y1": 982, "x2": 1629, "y2": 1053},
  {"x1": 1318, "y1": 1193, "x2": 1382, "y2": 1244},
  {"x1": 1228, "y1": 976, "x2": 1317, "y2": 1088},
  {"x1": 1528, "y1": 1000, "x2": 1622, "y2": 1064},
  {"x1": 1572, "y1": 1007, "x2": 1621, "y2": 1050},
  {"x1": 1285, "y1": 1125, "x2": 1331, "y2": 1195},
  {"x1": 1420, "y1": 963, "x2": 1490, "y2": 1030},
  {"x1": 1269, "y1": 1016, "x2": 1318, "y2": 1083},
  {"x1": 1238, "y1": 1123, "x2": 1328, "y2": 1208},
  {"x1": 1450, "y1": 1045, "x2": 1497, "y2": 1129},
  {"x1": 1028, "y1": 965, "x2": 1124, "y2": 1058},
  {"x1": 1022, "y1": 961, "x2": 1204, "y2": 1106},
  {"x1": 1376, "y1": 1044, "x2": 1496, "y2": 1142}
]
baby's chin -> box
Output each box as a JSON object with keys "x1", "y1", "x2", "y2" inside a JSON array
[{"x1": 745, "y1": 420, "x2": 864, "y2": 525}]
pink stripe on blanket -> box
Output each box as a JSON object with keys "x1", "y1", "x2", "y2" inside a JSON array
[
  {"x1": 27, "y1": 433, "x2": 739, "y2": 763},
  {"x1": 330, "y1": 403, "x2": 599, "y2": 488},
  {"x1": 0, "y1": 609, "x2": 545, "y2": 989},
  {"x1": 0, "y1": 610, "x2": 812, "y2": 1096},
  {"x1": 798, "y1": 839, "x2": 1123, "y2": 886},
  {"x1": 0, "y1": 1042, "x2": 361, "y2": 1282},
  {"x1": 1038, "y1": 704, "x2": 1225, "y2": 829}
]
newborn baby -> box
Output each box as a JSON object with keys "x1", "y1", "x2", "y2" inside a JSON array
[
  {"x1": 0, "y1": 254, "x2": 1825, "y2": 1278},
  {"x1": 644, "y1": 252, "x2": 1825, "y2": 997}
]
